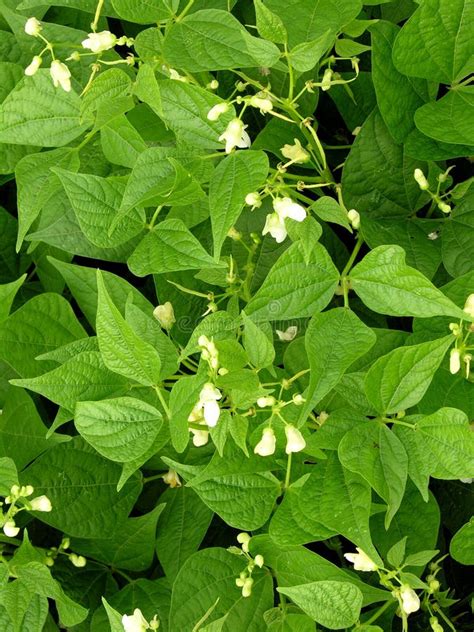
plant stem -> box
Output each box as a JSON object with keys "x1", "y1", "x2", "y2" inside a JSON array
[
  {"x1": 340, "y1": 235, "x2": 364, "y2": 308},
  {"x1": 154, "y1": 386, "x2": 171, "y2": 418},
  {"x1": 91, "y1": 0, "x2": 105, "y2": 31},
  {"x1": 363, "y1": 600, "x2": 393, "y2": 626},
  {"x1": 284, "y1": 451, "x2": 293, "y2": 489}
]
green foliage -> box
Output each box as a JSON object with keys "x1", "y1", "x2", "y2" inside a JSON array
[{"x1": 0, "y1": 1, "x2": 472, "y2": 630}]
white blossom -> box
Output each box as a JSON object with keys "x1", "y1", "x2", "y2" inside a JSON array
[
  {"x1": 256, "y1": 396, "x2": 276, "y2": 408},
  {"x1": 24, "y1": 17, "x2": 42, "y2": 36},
  {"x1": 281, "y1": 138, "x2": 310, "y2": 164},
  {"x1": 82, "y1": 30, "x2": 117, "y2": 53},
  {"x1": 321, "y1": 67, "x2": 333, "y2": 91},
  {"x1": 400, "y1": 585, "x2": 420, "y2": 615},
  {"x1": 262, "y1": 211, "x2": 287, "y2": 243},
  {"x1": 237, "y1": 532, "x2": 251, "y2": 553},
  {"x1": 162, "y1": 469, "x2": 181, "y2": 488},
  {"x1": 254, "y1": 554, "x2": 264, "y2": 568},
  {"x1": 25, "y1": 55, "x2": 42, "y2": 76},
  {"x1": 463, "y1": 293, "x2": 474, "y2": 318},
  {"x1": 69, "y1": 553, "x2": 87, "y2": 567},
  {"x1": 344, "y1": 547, "x2": 378, "y2": 572},
  {"x1": 30, "y1": 495, "x2": 52, "y2": 512},
  {"x1": 248, "y1": 93, "x2": 273, "y2": 114},
  {"x1": 254, "y1": 427, "x2": 276, "y2": 457},
  {"x1": 438, "y1": 201, "x2": 451, "y2": 214},
  {"x1": 449, "y1": 348, "x2": 461, "y2": 375},
  {"x1": 50, "y1": 60, "x2": 71, "y2": 92},
  {"x1": 153, "y1": 302, "x2": 175, "y2": 329},
  {"x1": 219, "y1": 118, "x2": 251, "y2": 154},
  {"x1": 241, "y1": 576, "x2": 253, "y2": 597},
  {"x1": 276, "y1": 326, "x2": 297, "y2": 342},
  {"x1": 284, "y1": 425, "x2": 306, "y2": 454},
  {"x1": 3, "y1": 520, "x2": 20, "y2": 538},
  {"x1": 347, "y1": 209, "x2": 360, "y2": 230},
  {"x1": 122, "y1": 608, "x2": 149, "y2": 632},
  {"x1": 245, "y1": 192, "x2": 262, "y2": 208},
  {"x1": 207, "y1": 102, "x2": 229, "y2": 121},
  {"x1": 273, "y1": 197, "x2": 306, "y2": 222},
  {"x1": 193, "y1": 383, "x2": 222, "y2": 427},
  {"x1": 414, "y1": 168, "x2": 429, "y2": 190}
]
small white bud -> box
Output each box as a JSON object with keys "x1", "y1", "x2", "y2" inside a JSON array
[
  {"x1": 24, "y1": 485, "x2": 34, "y2": 497},
  {"x1": 400, "y1": 585, "x2": 420, "y2": 615},
  {"x1": 30, "y1": 495, "x2": 52, "y2": 512},
  {"x1": 292, "y1": 393, "x2": 304, "y2": 405},
  {"x1": 248, "y1": 93, "x2": 273, "y2": 114},
  {"x1": 241, "y1": 576, "x2": 254, "y2": 597},
  {"x1": 3, "y1": 520, "x2": 20, "y2": 538},
  {"x1": 276, "y1": 326, "x2": 297, "y2": 342},
  {"x1": 81, "y1": 30, "x2": 117, "y2": 53},
  {"x1": 207, "y1": 102, "x2": 229, "y2": 121},
  {"x1": 9, "y1": 484, "x2": 20, "y2": 497},
  {"x1": 122, "y1": 608, "x2": 149, "y2": 632},
  {"x1": 207, "y1": 79, "x2": 219, "y2": 90},
  {"x1": 254, "y1": 427, "x2": 276, "y2": 457},
  {"x1": 321, "y1": 67, "x2": 333, "y2": 91},
  {"x1": 256, "y1": 396, "x2": 276, "y2": 408},
  {"x1": 50, "y1": 60, "x2": 71, "y2": 92},
  {"x1": 25, "y1": 55, "x2": 42, "y2": 76},
  {"x1": 449, "y1": 348, "x2": 461, "y2": 374},
  {"x1": 347, "y1": 209, "x2": 360, "y2": 230},
  {"x1": 284, "y1": 425, "x2": 306, "y2": 454},
  {"x1": 153, "y1": 302, "x2": 176, "y2": 329},
  {"x1": 430, "y1": 617, "x2": 444, "y2": 632},
  {"x1": 245, "y1": 192, "x2": 262, "y2": 208},
  {"x1": 69, "y1": 553, "x2": 87, "y2": 567},
  {"x1": 463, "y1": 293, "x2": 474, "y2": 318},
  {"x1": 254, "y1": 554, "x2": 264, "y2": 568},
  {"x1": 438, "y1": 201, "x2": 451, "y2": 214},
  {"x1": 237, "y1": 532, "x2": 251, "y2": 553},
  {"x1": 344, "y1": 548, "x2": 378, "y2": 572},
  {"x1": 318, "y1": 411, "x2": 329, "y2": 424},
  {"x1": 162, "y1": 469, "x2": 181, "y2": 488},
  {"x1": 24, "y1": 17, "x2": 42, "y2": 36},
  {"x1": 414, "y1": 168, "x2": 429, "y2": 190},
  {"x1": 281, "y1": 138, "x2": 310, "y2": 164}
]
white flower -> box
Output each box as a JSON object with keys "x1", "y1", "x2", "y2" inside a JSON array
[
  {"x1": 237, "y1": 532, "x2": 251, "y2": 553},
  {"x1": 153, "y1": 302, "x2": 175, "y2": 329},
  {"x1": 254, "y1": 554, "x2": 264, "y2": 568},
  {"x1": 463, "y1": 293, "x2": 474, "y2": 318},
  {"x1": 24, "y1": 17, "x2": 42, "y2": 36},
  {"x1": 219, "y1": 118, "x2": 251, "y2": 154},
  {"x1": 321, "y1": 67, "x2": 333, "y2": 91},
  {"x1": 256, "y1": 396, "x2": 276, "y2": 408},
  {"x1": 400, "y1": 586, "x2": 420, "y2": 615},
  {"x1": 414, "y1": 168, "x2": 429, "y2": 190},
  {"x1": 430, "y1": 617, "x2": 444, "y2": 632},
  {"x1": 273, "y1": 197, "x2": 306, "y2": 222},
  {"x1": 82, "y1": 30, "x2": 117, "y2": 53},
  {"x1": 249, "y1": 93, "x2": 273, "y2": 114},
  {"x1": 192, "y1": 383, "x2": 222, "y2": 427},
  {"x1": 449, "y1": 348, "x2": 461, "y2": 374},
  {"x1": 122, "y1": 608, "x2": 149, "y2": 632},
  {"x1": 276, "y1": 326, "x2": 297, "y2": 342},
  {"x1": 460, "y1": 477, "x2": 472, "y2": 484},
  {"x1": 25, "y1": 55, "x2": 42, "y2": 76},
  {"x1": 262, "y1": 211, "x2": 287, "y2": 243},
  {"x1": 281, "y1": 138, "x2": 310, "y2": 164},
  {"x1": 254, "y1": 427, "x2": 276, "y2": 457},
  {"x1": 3, "y1": 520, "x2": 20, "y2": 538},
  {"x1": 438, "y1": 201, "x2": 451, "y2": 214},
  {"x1": 69, "y1": 553, "x2": 87, "y2": 567},
  {"x1": 292, "y1": 394, "x2": 304, "y2": 405},
  {"x1": 344, "y1": 547, "x2": 378, "y2": 572},
  {"x1": 245, "y1": 192, "x2": 262, "y2": 208},
  {"x1": 347, "y1": 209, "x2": 360, "y2": 230},
  {"x1": 30, "y1": 495, "x2": 52, "y2": 512},
  {"x1": 284, "y1": 425, "x2": 306, "y2": 454},
  {"x1": 190, "y1": 422, "x2": 209, "y2": 447},
  {"x1": 207, "y1": 102, "x2": 229, "y2": 121},
  {"x1": 168, "y1": 68, "x2": 187, "y2": 81},
  {"x1": 241, "y1": 576, "x2": 253, "y2": 598},
  {"x1": 50, "y1": 60, "x2": 71, "y2": 92},
  {"x1": 163, "y1": 469, "x2": 181, "y2": 488}
]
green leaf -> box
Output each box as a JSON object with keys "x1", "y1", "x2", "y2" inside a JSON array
[
  {"x1": 0, "y1": 71, "x2": 90, "y2": 147},
  {"x1": 112, "y1": 0, "x2": 177, "y2": 23},
  {"x1": 287, "y1": 30, "x2": 335, "y2": 72},
  {"x1": 75, "y1": 396, "x2": 163, "y2": 463},
  {"x1": 54, "y1": 169, "x2": 145, "y2": 248},
  {"x1": 0, "y1": 274, "x2": 25, "y2": 322},
  {"x1": 100, "y1": 114, "x2": 147, "y2": 169},
  {"x1": 210, "y1": 150, "x2": 269, "y2": 258},
  {"x1": 392, "y1": 0, "x2": 474, "y2": 83},
  {"x1": 169, "y1": 548, "x2": 273, "y2": 631},
  {"x1": 102, "y1": 598, "x2": 124, "y2": 632},
  {"x1": 386, "y1": 537, "x2": 407, "y2": 568},
  {"x1": 335, "y1": 38, "x2": 371, "y2": 57},
  {"x1": 242, "y1": 311, "x2": 275, "y2": 369},
  {"x1": 414, "y1": 87, "x2": 474, "y2": 146},
  {"x1": 128, "y1": 219, "x2": 219, "y2": 276},
  {"x1": 71, "y1": 505, "x2": 164, "y2": 571},
  {"x1": 350, "y1": 245, "x2": 469, "y2": 320},
  {"x1": 168, "y1": 373, "x2": 206, "y2": 452},
  {"x1": 442, "y1": 193, "x2": 474, "y2": 277},
  {"x1": 163, "y1": 10, "x2": 280, "y2": 72},
  {"x1": 265, "y1": 0, "x2": 362, "y2": 46},
  {"x1": 338, "y1": 422, "x2": 408, "y2": 528},
  {"x1": 96, "y1": 270, "x2": 162, "y2": 386},
  {"x1": 364, "y1": 336, "x2": 453, "y2": 414},
  {"x1": 278, "y1": 581, "x2": 363, "y2": 630},
  {"x1": 81, "y1": 68, "x2": 132, "y2": 119},
  {"x1": 299, "y1": 308, "x2": 376, "y2": 422},
  {"x1": 370, "y1": 21, "x2": 429, "y2": 143},
  {"x1": 450, "y1": 519, "x2": 474, "y2": 565},
  {"x1": 342, "y1": 110, "x2": 425, "y2": 218},
  {"x1": 21, "y1": 437, "x2": 141, "y2": 538},
  {"x1": 0, "y1": 456, "x2": 18, "y2": 496},
  {"x1": 254, "y1": 0, "x2": 287, "y2": 43},
  {"x1": 246, "y1": 241, "x2": 339, "y2": 322},
  {"x1": 10, "y1": 351, "x2": 129, "y2": 411},
  {"x1": 311, "y1": 196, "x2": 352, "y2": 230},
  {"x1": 156, "y1": 486, "x2": 213, "y2": 582},
  {"x1": 0, "y1": 292, "x2": 87, "y2": 378}
]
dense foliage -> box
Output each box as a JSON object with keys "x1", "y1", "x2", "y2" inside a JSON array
[{"x1": 0, "y1": 0, "x2": 473, "y2": 630}]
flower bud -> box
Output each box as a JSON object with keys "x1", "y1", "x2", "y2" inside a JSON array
[
  {"x1": 61, "y1": 537, "x2": 70, "y2": 549},
  {"x1": 24, "y1": 17, "x2": 42, "y2": 36},
  {"x1": 276, "y1": 326, "x2": 297, "y2": 342},
  {"x1": 254, "y1": 427, "x2": 276, "y2": 457},
  {"x1": 463, "y1": 353, "x2": 472, "y2": 378},
  {"x1": 400, "y1": 585, "x2": 420, "y2": 615},
  {"x1": 82, "y1": 30, "x2": 117, "y2": 53},
  {"x1": 318, "y1": 411, "x2": 329, "y2": 424},
  {"x1": 430, "y1": 617, "x2": 444, "y2": 632},
  {"x1": 219, "y1": 118, "x2": 251, "y2": 154},
  {"x1": 292, "y1": 394, "x2": 304, "y2": 405},
  {"x1": 122, "y1": 608, "x2": 149, "y2": 632},
  {"x1": 207, "y1": 102, "x2": 229, "y2": 121},
  {"x1": 245, "y1": 192, "x2": 262, "y2": 208},
  {"x1": 438, "y1": 201, "x2": 451, "y2": 214},
  {"x1": 256, "y1": 396, "x2": 276, "y2": 408},
  {"x1": 428, "y1": 579, "x2": 440, "y2": 593},
  {"x1": 254, "y1": 554, "x2": 264, "y2": 568},
  {"x1": 321, "y1": 67, "x2": 333, "y2": 91},
  {"x1": 207, "y1": 79, "x2": 219, "y2": 90},
  {"x1": 162, "y1": 469, "x2": 181, "y2": 488},
  {"x1": 414, "y1": 168, "x2": 429, "y2": 190},
  {"x1": 69, "y1": 553, "x2": 87, "y2": 567},
  {"x1": 347, "y1": 209, "x2": 360, "y2": 230},
  {"x1": 30, "y1": 495, "x2": 52, "y2": 512},
  {"x1": 284, "y1": 425, "x2": 306, "y2": 454},
  {"x1": 237, "y1": 532, "x2": 251, "y2": 553},
  {"x1": 463, "y1": 293, "x2": 474, "y2": 318},
  {"x1": 241, "y1": 576, "x2": 253, "y2": 597},
  {"x1": 3, "y1": 520, "x2": 20, "y2": 538},
  {"x1": 50, "y1": 60, "x2": 71, "y2": 92},
  {"x1": 281, "y1": 138, "x2": 310, "y2": 164},
  {"x1": 153, "y1": 302, "x2": 176, "y2": 329},
  {"x1": 449, "y1": 348, "x2": 461, "y2": 374},
  {"x1": 9, "y1": 484, "x2": 20, "y2": 498},
  {"x1": 344, "y1": 547, "x2": 378, "y2": 572},
  {"x1": 25, "y1": 55, "x2": 42, "y2": 76},
  {"x1": 227, "y1": 226, "x2": 242, "y2": 240},
  {"x1": 248, "y1": 93, "x2": 273, "y2": 114}
]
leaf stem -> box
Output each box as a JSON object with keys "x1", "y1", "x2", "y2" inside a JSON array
[
  {"x1": 91, "y1": 0, "x2": 105, "y2": 32},
  {"x1": 284, "y1": 451, "x2": 292, "y2": 489},
  {"x1": 362, "y1": 600, "x2": 393, "y2": 626},
  {"x1": 154, "y1": 386, "x2": 171, "y2": 418},
  {"x1": 340, "y1": 234, "x2": 364, "y2": 308}
]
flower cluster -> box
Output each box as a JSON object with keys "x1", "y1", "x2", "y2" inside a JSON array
[
  {"x1": 448, "y1": 294, "x2": 474, "y2": 378},
  {"x1": 188, "y1": 382, "x2": 223, "y2": 447},
  {"x1": 254, "y1": 423, "x2": 306, "y2": 457},
  {"x1": 24, "y1": 17, "x2": 73, "y2": 91},
  {"x1": 1, "y1": 484, "x2": 52, "y2": 538},
  {"x1": 262, "y1": 197, "x2": 306, "y2": 243},
  {"x1": 413, "y1": 168, "x2": 452, "y2": 214},
  {"x1": 122, "y1": 608, "x2": 159, "y2": 632},
  {"x1": 233, "y1": 533, "x2": 265, "y2": 598}
]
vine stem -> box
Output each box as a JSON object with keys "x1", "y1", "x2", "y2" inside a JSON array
[
  {"x1": 362, "y1": 600, "x2": 393, "y2": 626},
  {"x1": 284, "y1": 451, "x2": 292, "y2": 489},
  {"x1": 340, "y1": 235, "x2": 364, "y2": 308},
  {"x1": 91, "y1": 0, "x2": 105, "y2": 31},
  {"x1": 154, "y1": 386, "x2": 171, "y2": 418}
]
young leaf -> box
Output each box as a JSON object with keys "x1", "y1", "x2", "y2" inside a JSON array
[
  {"x1": 242, "y1": 311, "x2": 275, "y2": 369},
  {"x1": 254, "y1": 0, "x2": 287, "y2": 43}
]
